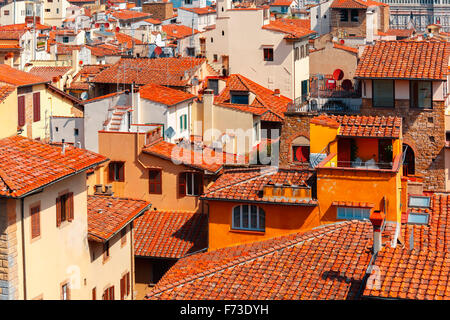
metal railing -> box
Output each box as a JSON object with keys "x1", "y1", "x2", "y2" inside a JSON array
[
  {"x1": 333, "y1": 161, "x2": 394, "y2": 170},
  {"x1": 286, "y1": 98, "x2": 361, "y2": 113}
]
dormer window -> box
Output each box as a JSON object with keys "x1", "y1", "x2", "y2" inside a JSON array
[{"x1": 230, "y1": 91, "x2": 249, "y2": 104}]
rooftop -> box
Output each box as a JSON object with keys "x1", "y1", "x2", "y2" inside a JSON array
[
  {"x1": 162, "y1": 24, "x2": 201, "y2": 40},
  {"x1": 0, "y1": 136, "x2": 107, "y2": 198},
  {"x1": 0, "y1": 85, "x2": 15, "y2": 103},
  {"x1": 87, "y1": 195, "x2": 150, "y2": 242},
  {"x1": 355, "y1": 40, "x2": 450, "y2": 80},
  {"x1": 330, "y1": 0, "x2": 387, "y2": 9},
  {"x1": 134, "y1": 210, "x2": 208, "y2": 258},
  {"x1": 262, "y1": 18, "x2": 314, "y2": 40},
  {"x1": 139, "y1": 83, "x2": 196, "y2": 106},
  {"x1": 29, "y1": 66, "x2": 72, "y2": 83},
  {"x1": 0, "y1": 64, "x2": 48, "y2": 86}
]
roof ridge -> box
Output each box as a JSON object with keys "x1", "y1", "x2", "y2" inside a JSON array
[{"x1": 147, "y1": 221, "x2": 355, "y2": 298}]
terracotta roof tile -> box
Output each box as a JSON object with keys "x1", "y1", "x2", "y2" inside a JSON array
[
  {"x1": 114, "y1": 32, "x2": 143, "y2": 49},
  {"x1": 178, "y1": 6, "x2": 216, "y2": 15},
  {"x1": 0, "y1": 64, "x2": 48, "y2": 86},
  {"x1": 355, "y1": 41, "x2": 450, "y2": 80},
  {"x1": 146, "y1": 220, "x2": 397, "y2": 300},
  {"x1": 333, "y1": 43, "x2": 358, "y2": 54},
  {"x1": 330, "y1": 0, "x2": 387, "y2": 9},
  {"x1": 110, "y1": 9, "x2": 152, "y2": 21},
  {"x1": 87, "y1": 195, "x2": 150, "y2": 242},
  {"x1": 0, "y1": 85, "x2": 15, "y2": 103},
  {"x1": 0, "y1": 23, "x2": 52, "y2": 31},
  {"x1": 201, "y1": 167, "x2": 316, "y2": 204},
  {"x1": 134, "y1": 210, "x2": 208, "y2": 258},
  {"x1": 162, "y1": 24, "x2": 201, "y2": 40},
  {"x1": 139, "y1": 83, "x2": 195, "y2": 106},
  {"x1": 0, "y1": 136, "x2": 107, "y2": 198},
  {"x1": 29, "y1": 66, "x2": 72, "y2": 82},
  {"x1": 91, "y1": 57, "x2": 206, "y2": 86},
  {"x1": 311, "y1": 114, "x2": 402, "y2": 138},
  {"x1": 262, "y1": 18, "x2": 314, "y2": 39}
]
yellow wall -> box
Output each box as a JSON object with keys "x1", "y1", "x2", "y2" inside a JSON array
[
  {"x1": 310, "y1": 121, "x2": 338, "y2": 154},
  {"x1": 0, "y1": 87, "x2": 18, "y2": 138}
]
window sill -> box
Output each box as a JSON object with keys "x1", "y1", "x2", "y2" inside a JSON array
[{"x1": 229, "y1": 228, "x2": 265, "y2": 235}]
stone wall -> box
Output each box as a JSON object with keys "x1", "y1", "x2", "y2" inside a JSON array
[
  {"x1": 361, "y1": 98, "x2": 446, "y2": 191},
  {"x1": 279, "y1": 113, "x2": 314, "y2": 167},
  {"x1": 0, "y1": 199, "x2": 19, "y2": 300},
  {"x1": 330, "y1": 8, "x2": 367, "y2": 37},
  {"x1": 142, "y1": 2, "x2": 173, "y2": 21}
]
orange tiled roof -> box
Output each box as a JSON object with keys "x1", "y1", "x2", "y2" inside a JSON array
[
  {"x1": 146, "y1": 220, "x2": 397, "y2": 300},
  {"x1": 91, "y1": 57, "x2": 206, "y2": 86},
  {"x1": 0, "y1": 85, "x2": 15, "y2": 103},
  {"x1": 178, "y1": 6, "x2": 216, "y2": 15},
  {"x1": 114, "y1": 32, "x2": 143, "y2": 49},
  {"x1": 134, "y1": 210, "x2": 208, "y2": 258},
  {"x1": 0, "y1": 23, "x2": 51, "y2": 31},
  {"x1": 139, "y1": 83, "x2": 195, "y2": 106},
  {"x1": 311, "y1": 114, "x2": 402, "y2": 138},
  {"x1": 142, "y1": 139, "x2": 241, "y2": 173},
  {"x1": 270, "y1": 0, "x2": 294, "y2": 6},
  {"x1": 0, "y1": 64, "x2": 48, "y2": 86},
  {"x1": 0, "y1": 30, "x2": 26, "y2": 40},
  {"x1": 86, "y1": 44, "x2": 121, "y2": 56},
  {"x1": 87, "y1": 195, "x2": 150, "y2": 242},
  {"x1": 330, "y1": 0, "x2": 387, "y2": 9},
  {"x1": 144, "y1": 18, "x2": 162, "y2": 24},
  {"x1": 162, "y1": 24, "x2": 201, "y2": 40},
  {"x1": 0, "y1": 136, "x2": 107, "y2": 198},
  {"x1": 333, "y1": 42, "x2": 358, "y2": 54},
  {"x1": 110, "y1": 9, "x2": 152, "y2": 21},
  {"x1": 29, "y1": 66, "x2": 72, "y2": 82},
  {"x1": 214, "y1": 74, "x2": 291, "y2": 121},
  {"x1": 262, "y1": 18, "x2": 314, "y2": 39},
  {"x1": 355, "y1": 40, "x2": 450, "y2": 80},
  {"x1": 0, "y1": 44, "x2": 21, "y2": 49},
  {"x1": 201, "y1": 167, "x2": 316, "y2": 205},
  {"x1": 384, "y1": 29, "x2": 415, "y2": 38}
]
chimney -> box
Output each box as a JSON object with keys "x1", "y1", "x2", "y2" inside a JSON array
[
  {"x1": 61, "y1": 139, "x2": 66, "y2": 155},
  {"x1": 273, "y1": 89, "x2": 280, "y2": 97},
  {"x1": 366, "y1": 9, "x2": 375, "y2": 44},
  {"x1": 203, "y1": 89, "x2": 215, "y2": 144},
  {"x1": 370, "y1": 210, "x2": 385, "y2": 254},
  {"x1": 94, "y1": 184, "x2": 103, "y2": 194},
  {"x1": 104, "y1": 184, "x2": 114, "y2": 196}
]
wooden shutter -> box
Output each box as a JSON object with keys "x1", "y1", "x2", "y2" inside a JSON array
[
  {"x1": 56, "y1": 196, "x2": 62, "y2": 227},
  {"x1": 120, "y1": 276, "x2": 125, "y2": 300},
  {"x1": 110, "y1": 286, "x2": 114, "y2": 300},
  {"x1": 195, "y1": 173, "x2": 203, "y2": 196},
  {"x1": 31, "y1": 206, "x2": 40, "y2": 239},
  {"x1": 126, "y1": 272, "x2": 130, "y2": 296},
  {"x1": 108, "y1": 163, "x2": 115, "y2": 181},
  {"x1": 118, "y1": 162, "x2": 124, "y2": 182},
  {"x1": 33, "y1": 92, "x2": 40, "y2": 122},
  {"x1": 178, "y1": 173, "x2": 186, "y2": 197},
  {"x1": 92, "y1": 287, "x2": 96, "y2": 300},
  {"x1": 149, "y1": 170, "x2": 162, "y2": 194},
  {"x1": 102, "y1": 289, "x2": 107, "y2": 300},
  {"x1": 67, "y1": 192, "x2": 74, "y2": 222},
  {"x1": 18, "y1": 95, "x2": 25, "y2": 127}
]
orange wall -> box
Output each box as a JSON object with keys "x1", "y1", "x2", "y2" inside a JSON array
[
  {"x1": 91, "y1": 131, "x2": 212, "y2": 212},
  {"x1": 354, "y1": 138, "x2": 378, "y2": 162},
  {"x1": 208, "y1": 201, "x2": 320, "y2": 251},
  {"x1": 310, "y1": 122, "x2": 338, "y2": 154}
]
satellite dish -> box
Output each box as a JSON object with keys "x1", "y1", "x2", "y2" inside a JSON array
[
  {"x1": 154, "y1": 46, "x2": 162, "y2": 56},
  {"x1": 340, "y1": 39, "x2": 345, "y2": 44},
  {"x1": 155, "y1": 34, "x2": 165, "y2": 47},
  {"x1": 333, "y1": 69, "x2": 344, "y2": 81},
  {"x1": 165, "y1": 126, "x2": 175, "y2": 139},
  {"x1": 80, "y1": 92, "x2": 88, "y2": 100}
]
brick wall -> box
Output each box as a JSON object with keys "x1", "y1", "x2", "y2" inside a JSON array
[
  {"x1": 279, "y1": 113, "x2": 314, "y2": 167},
  {"x1": 330, "y1": 8, "x2": 367, "y2": 38},
  {"x1": 142, "y1": 2, "x2": 173, "y2": 21},
  {"x1": 0, "y1": 199, "x2": 19, "y2": 300},
  {"x1": 361, "y1": 98, "x2": 446, "y2": 191}
]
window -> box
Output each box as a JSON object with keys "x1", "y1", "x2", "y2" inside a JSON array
[
  {"x1": 350, "y1": 9, "x2": 359, "y2": 22},
  {"x1": 178, "y1": 172, "x2": 203, "y2": 197},
  {"x1": 120, "y1": 272, "x2": 130, "y2": 300},
  {"x1": 103, "y1": 286, "x2": 114, "y2": 300},
  {"x1": 208, "y1": 79, "x2": 219, "y2": 95},
  {"x1": 293, "y1": 145, "x2": 310, "y2": 162},
  {"x1": 222, "y1": 30, "x2": 224, "y2": 36},
  {"x1": 263, "y1": 48, "x2": 273, "y2": 61},
  {"x1": 4, "y1": 10, "x2": 9, "y2": 16},
  {"x1": 45, "y1": 9, "x2": 50, "y2": 12},
  {"x1": 179, "y1": 114, "x2": 187, "y2": 131},
  {"x1": 74, "y1": 128, "x2": 79, "y2": 136},
  {"x1": 213, "y1": 53, "x2": 217, "y2": 61},
  {"x1": 410, "y1": 81, "x2": 432, "y2": 109},
  {"x1": 211, "y1": 37, "x2": 214, "y2": 43},
  {"x1": 61, "y1": 283, "x2": 70, "y2": 300},
  {"x1": 63, "y1": 36, "x2": 69, "y2": 43},
  {"x1": 232, "y1": 205, "x2": 265, "y2": 231},
  {"x1": 187, "y1": 47, "x2": 195, "y2": 57},
  {"x1": 407, "y1": 212, "x2": 429, "y2": 224},
  {"x1": 408, "y1": 195, "x2": 431, "y2": 208},
  {"x1": 18, "y1": 96, "x2": 25, "y2": 127},
  {"x1": 149, "y1": 169, "x2": 162, "y2": 194},
  {"x1": 92, "y1": 287, "x2": 96, "y2": 300},
  {"x1": 340, "y1": 9, "x2": 348, "y2": 21},
  {"x1": 337, "y1": 207, "x2": 371, "y2": 220},
  {"x1": 253, "y1": 122, "x2": 260, "y2": 142},
  {"x1": 31, "y1": 205, "x2": 40, "y2": 239},
  {"x1": 108, "y1": 161, "x2": 124, "y2": 182},
  {"x1": 56, "y1": 192, "x2": 74, "y2": 227},
  {"x1": 185, "y1": 0, "x2": 192, "y2": 4},
  {"x1": 33, "y1": 92, "x2": 40, "y2": 122},
  {"x1": 103, "y1": 241, "x2": 110, "y2": 261},
  {"x1": 373, "y1": 80, "x2": 394, "y2": 108},
  {"x1": 230, "y1": 92, "x2": 249, "y2": 104},
  {"x1": 294, "y1": 47, "x2": 299, "y2": 61}
]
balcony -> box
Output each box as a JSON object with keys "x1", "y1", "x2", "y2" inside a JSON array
[
  {"x1": 317, "y1": 153, "x2": 402, "y2": 173},
  {"x1": 286, "y1": 98, "x2": 361, "y2": 113}
]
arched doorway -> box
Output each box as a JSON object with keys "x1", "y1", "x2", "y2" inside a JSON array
[{"x1": 403, "y1": 144, "x2": 415, "y2": 176}]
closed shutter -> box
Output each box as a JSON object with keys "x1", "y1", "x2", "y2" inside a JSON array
[
  {"x1": 126, "y1": 272, "x2": 130, "y2": 297},
  {"x1": 92, "y1": 287, "x2": 96, "y2": 300},
  {"x1": 118, "y1": 163, "x2": 124, "y2": 182},
  {"x1": 18, "y1": 95, "x2": 25, "y2": 127},
  {"x1": 33, "y1": 92, "x2": 40, "y2": 122},
  {"x1": 120, "y1": 276, "x2": 125, "y2": 300},
  {"x1": 178, "y1": 173, "x2": 186, "y2": 197},
  {"x1": 149, "y1": 170, "x2": 162, "y2": 194},
  {"x1": 110, "y1": 286, "x2": 114, "y2": 300},
  {"x1": 108, "y1": 163, "x2": 115, "y2": 181},
  {"x1": 195, "y1": 173, "x2": 203, "y2": 196},
  {"x1": 31, "y1": 206, "x2": 40, "y2": 238},
  {"x1": 67, "y1": 192, "x2": 74, "y2": 222},
  {"x1": 56, "y1": 196, "x2": 62, "y2": 227}
]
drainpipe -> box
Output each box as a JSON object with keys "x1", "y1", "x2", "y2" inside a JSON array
[
  {"x1": 130, "y1": 223, "x2": 134, "y2": 300},
  {"x1": 20, "y1": 198, "x2": 27, "y2": 300}
]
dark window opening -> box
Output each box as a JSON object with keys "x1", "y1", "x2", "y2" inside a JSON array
[
  {"x1": 350, "y1": 9, "x2": 358, "y2": 22},
  {"x1": 410, "y1": 80, "x2": 432, "y2": 109},
  {"x1": 373, "y1": 80, "x2": 394, "y2": 108},
  {"x1": 340, "y1": 9, "x2": 348, "y2": 21},
  {"x1": 230, "y1": 92, "x2": 249, "y2": 104},
  {"x1": 263, "y1": 48, "x2": 273, "y2": 61}
]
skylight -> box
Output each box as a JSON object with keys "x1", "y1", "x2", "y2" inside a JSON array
[{"x1": 408, "y1": 195, "x2": 431, "y2": 208}]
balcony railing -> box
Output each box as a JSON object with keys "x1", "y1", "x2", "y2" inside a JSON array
[{"x1": 286, "y1": 98, "x2": 361, "y2": 113}]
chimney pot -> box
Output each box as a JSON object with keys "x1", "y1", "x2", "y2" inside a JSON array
[
  {"x1": 273, "y1": 89, "x2": 280, "y2": 96},
  {"x1": 94, "y1": 184, "x2": 103, "y2": 194},
  {"x1": 104, "y1": 184, "x2": 114, "y2": 196},
  {"x1": 370, "y1": 210, "x2": 385, "y2": 254}
]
